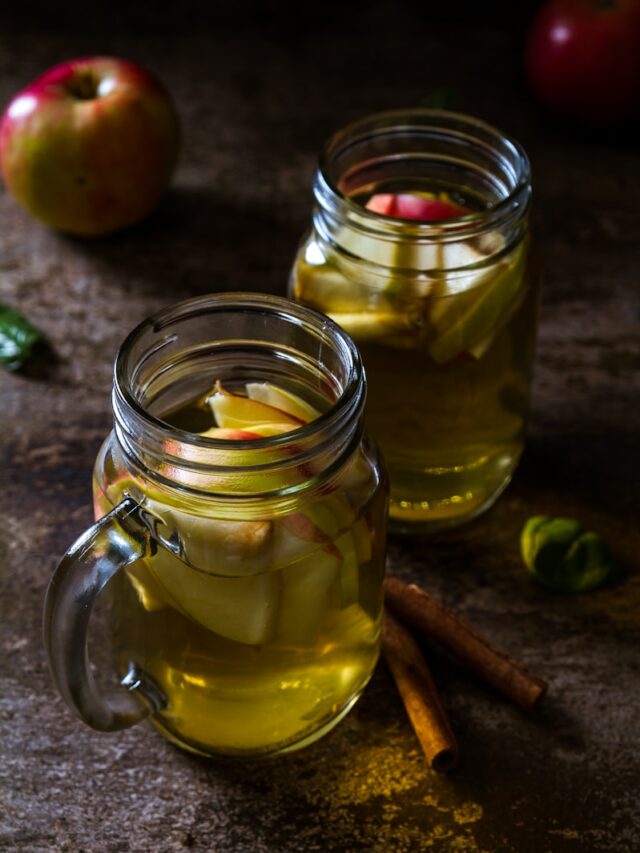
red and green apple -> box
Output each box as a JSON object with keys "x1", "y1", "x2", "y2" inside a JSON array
[{"x1": 0, "y1": 56, "x2": 180, "y2": 235}]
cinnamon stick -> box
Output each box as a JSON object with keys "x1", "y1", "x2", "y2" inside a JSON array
[
  {"x1": 382, "y1": 607, "x2": 459, "y2": 772},
  {"x1": 384, "y1": 576, "x2": 548, "y2": 711}
]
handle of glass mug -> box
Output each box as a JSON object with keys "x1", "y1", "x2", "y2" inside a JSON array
[{"x1": 43, "y1": 496, "x2": 157, "y2": 732}]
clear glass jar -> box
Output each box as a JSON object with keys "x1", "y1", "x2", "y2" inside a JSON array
[
  {"x1": 289, "y1": 109, "x2": 539, "y2": 533},
  {"x1": 44, "y1": 293, "x2": 388, "y2": 758}
]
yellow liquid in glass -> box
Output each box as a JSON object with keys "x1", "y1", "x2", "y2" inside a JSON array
[
  {"x1": 292, "y1": 185, "x2": 537, "y2": 531},
  {"x1": 94, "y1": 393, "x2": 386, "y2": 756}
]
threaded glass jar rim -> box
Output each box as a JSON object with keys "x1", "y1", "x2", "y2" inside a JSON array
[
  {"x1": 315, "y1": 108, "x2": 531, "y2": 241},
  {"x1": 111, "y1": 293, "x2": 366, "y2": 497}
]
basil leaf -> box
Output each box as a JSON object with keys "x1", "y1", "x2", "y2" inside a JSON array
[
  {"x1": 520, "y1": 515, "x2": 620, "y2": 594},
  {"x1": 0, "y1": 304, "x2": 45, "y2": 371}
]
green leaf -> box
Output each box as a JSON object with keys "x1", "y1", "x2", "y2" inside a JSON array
[
  {"x1": 0, "y1": 304, "x2": 45, "y2": 371},
  {"x1": 520, "y1": 515, "x2": 620, "y2": 594}
]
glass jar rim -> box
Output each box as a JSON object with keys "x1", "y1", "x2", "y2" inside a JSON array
[
  {"x1": 316, "y1": 107, "x2": 531, "y2": 239},
  {"x1": 112, "y1": 292, "x2": 365, "y2": 463}
]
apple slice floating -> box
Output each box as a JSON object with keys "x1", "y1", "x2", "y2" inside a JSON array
[
  {"x1": 366, "y1": 192, "x2": 470, "y2": 221},
  {"x1": 333, "y1": 192, "x2": 473, "y2": 281},
  {"x1": 201, "y1": 423, "x2": 295, "y2": 439},
  {"x1": 110, "y1": 382, "x2": 375, "y2": 646},
  {"x1": 428, "y1": 243, "x2": 527, "y2": 364},
  {"x1": 207, "y1": 381, "x2": 303, "y2": 431},
  {"x1": 200, "y1": 427, "x2": 264, "y2": 440},
  {"x1": 245, "y1": 382, "x2": 321, "y2": 423}
]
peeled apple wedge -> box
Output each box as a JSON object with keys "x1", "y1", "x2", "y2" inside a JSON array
[
  {"x1": 275, "y1": 549, "x2": 340, "y2": 646},
  {"x1": 137, "y1": 502, "x2": 280, "y2": 644},
  {"x1": 149, "y1": 545, "x2": 281, "y2": 645},
  {"x1": 201, "y1": 423, "x2": 295, "y2": 439},
  {"x1": 104, "y1": 472, "x2": 281, "y2": 643},
  {"x1": 427, "y1": 244, "x2": 526, "y2": 364},
  {"x1": 295, "y1": 250, "x2": 376, "y2": 313},
  {"x1": 337, "y1": 223, "x2": 442, "y2": 274},
  {"x1": 141, "y1": 498, "x2": 356, "y2": 646},
  {"x1": 326, "y1": 310, "x2": 421, "y2": 348},
  {"x1": 108, "y1": 383, "x2": 373, "y2": 646},
  {"x1": 154, "y1": 508, "x2": 274, "y2": 575},
  {"x1": 245, "y1": 382, "x2": 320, "y2": 423},
  {"x1": 274, "y1": 495, "x2": 370, "y2": 644},
  {"x1": 208, "y1": 383, "x2": 302, "y2": 430},
  {"x1": 141, "y1": 478, "x2": 353, "y2": 646}
]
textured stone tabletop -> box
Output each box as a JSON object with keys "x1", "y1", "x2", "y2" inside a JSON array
[{"x1": 1, "y1": 5, "x2": 639, "y2": 852}]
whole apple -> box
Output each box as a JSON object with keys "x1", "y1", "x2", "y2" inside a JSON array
[
  {"x1": 0, "y1": 57, "x2": 180, "y2": 236},
  {"x1": 525, "y1": 0, "x2": 640, "y2": 126}
]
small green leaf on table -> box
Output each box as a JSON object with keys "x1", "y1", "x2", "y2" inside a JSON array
[
  {"x1": 520, "y1": 516, "x2": 620, "y2": 594},
  {"x1": 0, "y1": 304, "x2": 45, "y2": 371}
]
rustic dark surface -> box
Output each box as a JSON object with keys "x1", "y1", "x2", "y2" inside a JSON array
[{"x1": 1, "y1": 5, "x2": 639, "y2": 852}]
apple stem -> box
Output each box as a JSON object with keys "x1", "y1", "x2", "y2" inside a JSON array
[{"x1": 66, "y1": 71, "x2": 99, "y2": 101}]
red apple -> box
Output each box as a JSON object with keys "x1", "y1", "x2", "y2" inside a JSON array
[
  {"x1": 0, "y1": 57, "x2": 180, "y2": 235},
  {"x1": 365, "y1": 193, "x2": 469, "y2": 221},
  {"x1": 525, "y1": 0, "x2": 640, "y2": 125}
]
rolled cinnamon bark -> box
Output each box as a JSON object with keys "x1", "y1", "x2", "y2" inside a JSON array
[
  {"x1": 382, "y1": 607, "x2": 459, "y2": 772},
  {"x1": 384, "y1": 576, "x2": 547, "y2": 711}
]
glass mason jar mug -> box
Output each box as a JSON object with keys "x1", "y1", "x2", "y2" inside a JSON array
[
  {"x1": 289, "y1": 109, "x2": 539, "y2": 532},
  {"x1": 44, "y1": 294, "x2": 388, "y2": 758}
]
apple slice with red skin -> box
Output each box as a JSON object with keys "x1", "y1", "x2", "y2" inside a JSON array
[
  {"x1": 103, "y1": 387, "x2": 370, "y2": 645},
  {"x1": 281, "y1": 512, "x2": 342, "y2": 561},
  {"x1": 365, "y1": 193, "x2": 470, "y2": 221},
  {"x1": 365, "y1": 193, "x2": 396, "y2": 215},
  {"x1": 201, "y1": 426, "x2": 264, "y2": 440},
  {"x1": 201, "y1": 424, "x2": 297, "y2": 439},
  {"x1": 202, "y1": 393, "x2": 365, "y2": 644}
]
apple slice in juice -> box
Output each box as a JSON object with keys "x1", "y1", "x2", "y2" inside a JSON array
[
  {"x1": 274, "y1": 497, "x2": 362, "y2": 644},
  {"x1": 427, "y1": 242, "x2": 527, "y2": 364},
  {"x1": 323, "y1": 310, "x2": 423, "y2": 348},
  {"x1": 293, "y1": 251, "x2": 422, "y2": 347},
  {"x1": 201, "y1": 423, "x2": 297, "y2": 439},
  {"x1": 101, "y1": 471, "x2": 281, "y2": 644},
  {"x1": 275, "y1": 547, "x2": 340, "y2": 646},
  {"x1": 359, "y1": 191, "x2": 472, "y2": 276},
  {"x1": 245, "y1": 382, "x2": 321, "y2": 423},
  {"x1": 366, "y1": 192, "x2": 470, "y2": 221},
  {"x1": 362, "y1": 192, "x2": 527, "y2": 362},
  {"x1": 149, "y1": 543, "x2": 281, "y2": 645},
  {"x1": 294, "y1": 243, "x2": 379, "y2": 313},
  {"x1": 119, "y1": 382, "x2": 370, "y2": 646},
  {"x1": 208, "y1": 382, "x2": 303, "y2": 430}
]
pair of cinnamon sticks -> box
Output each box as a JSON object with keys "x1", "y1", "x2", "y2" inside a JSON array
[{"x1": 381, "y1": 576, "x2": 548, "y2": 773}]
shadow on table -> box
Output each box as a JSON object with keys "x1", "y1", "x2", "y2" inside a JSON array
[
  {"x1": 167, "y1": 663, "x2": 619, "y2": 852},
  {"x1": 394, "y1": 428, "x2": 640, "y2": 579},
  {"x1": 61, "y1": 183, "x2": 304, "y2": 301}
]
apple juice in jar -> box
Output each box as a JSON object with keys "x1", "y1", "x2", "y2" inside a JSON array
[
  {"x1": 90, "y1": 294, "x2": 387, "y2": 757},
  {"x1": 289, "y1": 110, "x2": 538, "y2": 532}
]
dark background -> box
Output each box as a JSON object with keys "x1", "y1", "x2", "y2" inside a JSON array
[{"x1": 1, "y1": 3, "x2": 639, "y2": 852}]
